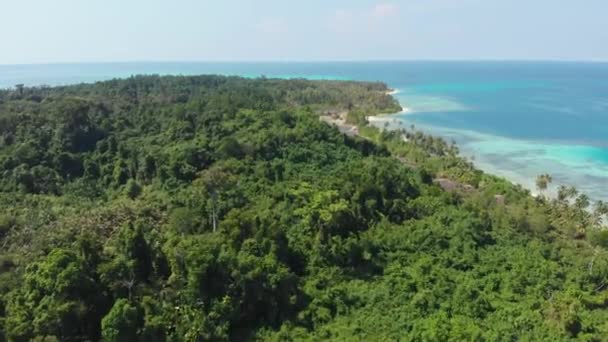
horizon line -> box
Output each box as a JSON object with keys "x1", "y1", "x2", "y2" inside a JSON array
[{"x1": 1, "y1": 59, "x2": 608, "y2": 67}]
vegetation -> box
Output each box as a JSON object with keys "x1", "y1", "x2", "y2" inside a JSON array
[
  {"x1": 536, "y1": 173, "x2": 553, "y2": 197},
  {"x1": 0, "y1": 75, "x2": 607, "y2": 341}
]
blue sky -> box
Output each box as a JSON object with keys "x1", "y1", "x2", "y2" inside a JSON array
[{"x1": 1, "y1": 0, "x2": 607, "y2": 64}]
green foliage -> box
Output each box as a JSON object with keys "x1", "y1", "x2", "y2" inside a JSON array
[
  {"x1": 4, "y1": 249, "x2": 104, "y2": 341},
  {"x1": 0, "y1": 75, "x2": 606, "y2": 341},
  {"x1": 125, "y1": 179, "x2": 142, "y2": 199},
  {"x1": 536, "y1": 173, "x2": 553, "y2": 195},
  {"x1": 101, "y1": 299, "x2": 142, "y2": 342}
]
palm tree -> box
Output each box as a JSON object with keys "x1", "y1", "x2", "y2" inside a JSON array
[
  {"x1": 557, "y1": 185, "x2": 579, "y2": 207},
  {"x1": 535, "y1": 173, "x2": 553, "y2": 197},
  {"x1": 594, "y1": 200, "x2": 608, "y2": 216},
  {"x1": 575, "y1": 194, "x2": 590, "y2": 211},
  {"x1": 557, "y1": 185, "x2": 569, "y2": 202},
  {"x1": 592, "y1": 200, "x2": 608, "y2": 226},
  {"x1": 566, "y1": 186, "x2": 579, "y2": 199}
]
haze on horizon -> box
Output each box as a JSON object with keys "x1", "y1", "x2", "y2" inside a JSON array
[{"x1": 2, "y1": 0, "x2": 607, "y2": 65}]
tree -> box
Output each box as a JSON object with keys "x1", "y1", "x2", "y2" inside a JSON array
[
  {"x1": 575, "y1": 194, "x2": 590, "y2": 211},
  {"x1": 125, "y1": 179, "x2": 142, "y2": 199},
  {"x1": 565, "y1": 186, "x2": 579, "y2": 200},
  {"x1": 118, "y1": 223, "x2": 153, "y2": 283},
  {"x1": 557, "y1": 185, "x2": 569, "y2": 202},
  {"x1": 218, "y1": 137, "x2": 243, "y2": 159},
  {"x1": 593, "y1": 200, "x2": 608, "y2": 226},
  {"x1": 14, "y1": 84, "x2": 24, "y2": 97},
  {"x1": 168, "y1": 207, "x2": 201, "y2": 235},
  {"x1": 101, "y1": 299, "x2": 142, "y2": 342},
  {"x1": 535, "y1": 173, "x2": 553, "y2": 197},
  {"x1": 194, "y1": 166, "x2": 236, "y2": 232},
  {"x1": 5, "y1": 249, "x2": 104, "y2": 341}
]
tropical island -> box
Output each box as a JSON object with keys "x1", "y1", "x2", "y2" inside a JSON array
[{"x1": 0, "y1": 75, "x2": 607, "y2": 341}]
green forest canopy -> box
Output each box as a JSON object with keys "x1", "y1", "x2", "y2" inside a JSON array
[{"x1": 0, "y1": 75, "x2": 607, "y2": 341}]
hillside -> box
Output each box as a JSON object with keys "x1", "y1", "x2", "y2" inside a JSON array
[{"x1": 0, "y1": 76, "x2": 607, "y2": 341}]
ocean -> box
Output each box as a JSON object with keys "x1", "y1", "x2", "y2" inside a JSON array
[{"x1": 1, "y1": 61, "x2": 608, "y2": 199}]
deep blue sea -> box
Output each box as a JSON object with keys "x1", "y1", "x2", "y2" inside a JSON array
[{"x1": 2, "y1": 61, "x2": 608, "y2": 199}]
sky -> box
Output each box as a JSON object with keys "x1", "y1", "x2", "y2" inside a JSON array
[{"x1": 1, "y1": 0, "x2": 607, "y2": 64}]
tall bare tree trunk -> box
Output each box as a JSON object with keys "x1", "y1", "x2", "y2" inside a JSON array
[
  {"x1": 211, "y1": 191, "x2": 218, "y2": 232},
  {"x1": 212, "y1": 205, "x2": 217, "y2": 232}
]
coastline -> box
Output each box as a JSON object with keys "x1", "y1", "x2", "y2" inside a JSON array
[
  {"x1": 372, "y1": 91, "x2": 568, "y2": 200},
  {"x1": 383, "y1": 88, "x2": 413, "y2": 114},
  {"x1": 0, "y1": 63, "x2": 608, "y2": 203}
]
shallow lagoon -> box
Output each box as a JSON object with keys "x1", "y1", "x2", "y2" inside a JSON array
[{"x1": 368, "y1": 62, "x2": 608, "y2": 200}]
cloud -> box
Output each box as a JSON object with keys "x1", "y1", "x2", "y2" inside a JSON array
[{"x1": 372, "y1": 3, "x2": 398, "y2": 18}]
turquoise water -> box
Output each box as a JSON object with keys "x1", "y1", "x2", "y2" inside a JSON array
[{"x1": 2, "y1": 61, "x2": 608, "y2": 199}]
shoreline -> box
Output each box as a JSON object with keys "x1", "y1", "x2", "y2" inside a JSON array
[
  {"x1": 366, "y1": 109, "x2": 556, "y2": 198},
  {"x1": 382, "y1": 88, "x2": 413, "y2": 114},
  {"x1": 374, "y1": 91, "x2": 584, "y2": 201}
]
